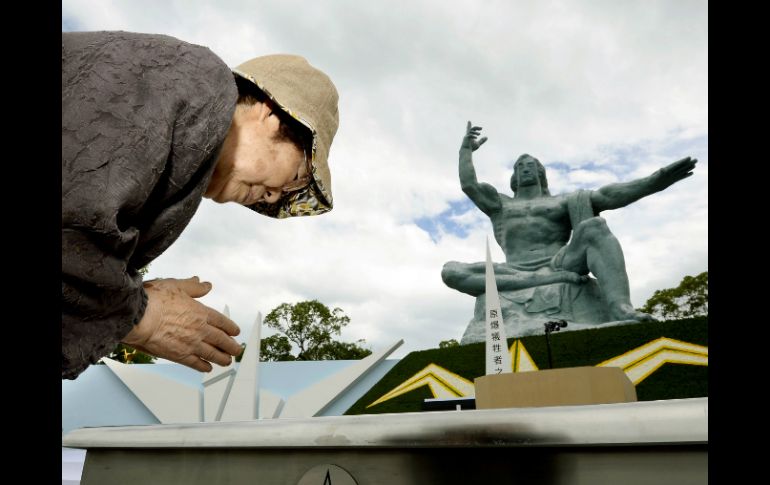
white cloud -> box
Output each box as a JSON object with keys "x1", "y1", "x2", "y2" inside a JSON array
[
  {"x1": 565, "y1": 169, "x2": 619, "y2": 188},
  {"x1": 63, "y1": 0, "x2": 707, "y2": 358},
  {"x1": 448, "y1": 207, "x2": 489, "y2": 230}
]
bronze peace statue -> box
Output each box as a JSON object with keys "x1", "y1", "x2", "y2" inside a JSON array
[{"x1": 442, "y1": 122, "x2": 697, "y2": 343}]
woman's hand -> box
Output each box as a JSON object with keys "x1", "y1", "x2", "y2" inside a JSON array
[{"x1": 122, "y1": 276, "x2": 242, "y2": 372}]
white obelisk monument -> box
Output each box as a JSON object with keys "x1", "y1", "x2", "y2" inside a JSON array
[{"x1": 484, "y1": 237, "x2": 512, "y2": 375}]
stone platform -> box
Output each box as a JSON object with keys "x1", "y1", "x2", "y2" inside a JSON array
[
  {"x1": 461, "y1": 277, "x2": 641, "y2": 343},
  {"x1": 63, "y1": 398, "x2": 708, "y2": 485}
]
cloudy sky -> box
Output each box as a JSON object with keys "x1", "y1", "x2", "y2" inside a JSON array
[{"x1": 62, "y1": 0, "x2": 708, "y2": 358}]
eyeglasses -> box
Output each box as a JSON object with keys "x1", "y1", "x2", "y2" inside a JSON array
[{"x1": 278, "y1": 148, "x2": 313, "y2": 194}]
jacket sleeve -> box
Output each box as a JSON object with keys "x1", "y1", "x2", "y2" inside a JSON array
[{"x1": 61, "y1": 31, "x2": 237, "y2": 379}]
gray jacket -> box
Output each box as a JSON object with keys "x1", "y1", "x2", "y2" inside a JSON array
[{"x1": 62, "y1": 31, "x2": 238, "y2": 379}]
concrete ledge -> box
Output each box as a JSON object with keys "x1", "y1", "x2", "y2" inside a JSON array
[{"x1": 63, "y1": 397, "x2": 707, "y2": 449}]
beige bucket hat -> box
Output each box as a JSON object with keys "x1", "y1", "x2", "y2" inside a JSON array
[{"x1": 233, "y1": 54, "x2": 339, "y2": 218}]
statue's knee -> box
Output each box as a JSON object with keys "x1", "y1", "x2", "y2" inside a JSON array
[
  {"x1": 442, "y1": 261, "x2": 460, "y2": 272},
  {"x1": 577, "y1": 216, "x2": 610, "y2": 241},
  {"x1": 441, "y1": 262, "x2": 460, "y2": 284}
]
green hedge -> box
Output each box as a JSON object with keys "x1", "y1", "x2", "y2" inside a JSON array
[{"x1": 345, "y1": 316, "x2": 707, "y2": 415}]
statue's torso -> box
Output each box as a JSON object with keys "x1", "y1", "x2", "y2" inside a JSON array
[{"x1": 491, "y1": 194, "x2": 571, "y2": 264}]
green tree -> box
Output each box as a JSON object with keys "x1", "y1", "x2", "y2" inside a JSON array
[
  {"x1": 234, "y1": 342, "x2": 248, "y2": 362},
  {"x1": 261, "y1": 300, "x2": 372, "y2": 361},
  {"x1": 439, "y1": 339, "x2": 460, "y2": 348},
  {"x1": 259, "y1": 335, "x2": 293, "y2": 361},
  {"x1": 638, "y1": 271, "x2": 708, "y2": 320},
  {"x1": 314, "y1": 340, "x2": 373, "y2": 359}
]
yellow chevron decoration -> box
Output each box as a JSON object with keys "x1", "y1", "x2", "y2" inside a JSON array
[
  {"x1": 367, "y1": 363, "x2": 474, "y2": 408},
  {"x1": 367, "y1": 337, "x2": 707, "y2": 408},
  {"x1": 369, "y1": 341, "x2": 533, "y2": 407},
  {"x1": 510, "y1": 340, "x2": 538, "y2": 372},
  {"x1": 597, "y1": 337, "x2": 708, "y2": 385}
]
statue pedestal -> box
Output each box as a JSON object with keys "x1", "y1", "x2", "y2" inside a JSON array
[
  {"x1": 474, "y1": 366, "x2": 637, "y2": 409},
  {"x1": 460, "y1": 278, "x2": 626, "y2": 343}
]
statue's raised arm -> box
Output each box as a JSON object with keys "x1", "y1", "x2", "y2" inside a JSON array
[
  {"x1": 591, "y1": 157, "x2": 698, "y2": 212},
  {"x1": 459, "y1": 121, "x2": 501, "y2": 216}
]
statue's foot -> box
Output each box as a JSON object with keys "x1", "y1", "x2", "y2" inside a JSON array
[{"x1": 609, "y1": 304, "x2": 658, "y2": 323}]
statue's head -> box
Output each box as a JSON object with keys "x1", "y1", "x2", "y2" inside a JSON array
[{"x1": 510, "y1": 154, "x2": 550, "y2": 195}]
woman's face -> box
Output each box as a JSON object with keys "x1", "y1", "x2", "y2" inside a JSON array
[{"x1": 205, "y1": 102, "x2": 306, "y2": 206}]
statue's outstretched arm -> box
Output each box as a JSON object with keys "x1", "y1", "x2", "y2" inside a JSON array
[
  {"x1": 591, "y1": 157, "x2": 697, "y2": 212},
  {"x1": 459, "y1": 121, "x2": 501, "y2": 215}
]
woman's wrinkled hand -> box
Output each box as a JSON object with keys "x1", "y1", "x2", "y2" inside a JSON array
[{"x1": 122, "y1": 276, "x2": 241, "y2": 373}]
